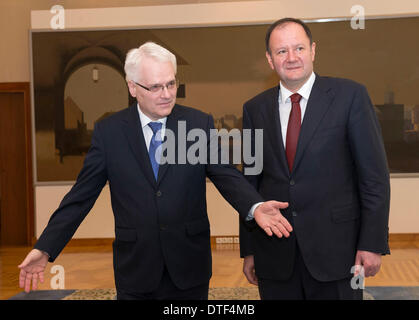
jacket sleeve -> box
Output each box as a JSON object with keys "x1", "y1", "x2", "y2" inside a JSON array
[
  {"x1": 347, "y1": 85, "x2": 391, "y2": 255},
  {"x1": 239, "y1": 103, "x2": 263, "y2": 258},
  {"x1": 205, "y1": 112, "x2": 264, "y2": 221},
  {"x1": 34, "y1": 122, "x2": 108, "y2": 262}
]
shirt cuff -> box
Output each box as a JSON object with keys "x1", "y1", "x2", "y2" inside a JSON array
[
  {"x1": 246, "y1": 202, "x2": 264, "y2": 221},
  {"x1": 41, "y1": 250, "x2": 50, "y2": 258}
]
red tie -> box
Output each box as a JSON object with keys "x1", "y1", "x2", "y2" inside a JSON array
[{"x1": 286, "y1": 93, "x2": 302, "y2": 172}]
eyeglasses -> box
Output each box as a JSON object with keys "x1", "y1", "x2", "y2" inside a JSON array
[{"x1": 133, "y1": 79, "x2": 179, "y2": 93}]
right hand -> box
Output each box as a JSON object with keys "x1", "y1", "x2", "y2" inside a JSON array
[
  {"x1": 18, "y1": 249, "x2": 49, "y2": 293},
  {"x1": 243, "y1": 255, "x2": 258, "y2": 285}
]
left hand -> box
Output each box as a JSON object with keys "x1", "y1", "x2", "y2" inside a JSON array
[
  {"x1": 254, "y1": 200, "x2": 292, "y2": 238},
  {"x1": 354, "y1": 250, "x2": 382, "y2": 277}
]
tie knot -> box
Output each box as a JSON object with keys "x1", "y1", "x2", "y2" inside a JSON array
[
  {"x1": 148, "y1": 122, "x2": 162, "y2": 134},
  {"x1": 290, "y1": 93, "x2": 302, "y2": 104}
]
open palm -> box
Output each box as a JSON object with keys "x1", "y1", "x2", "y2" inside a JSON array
[{"x1": 18, "y1": 249, "x2": 48, "y2": 292}]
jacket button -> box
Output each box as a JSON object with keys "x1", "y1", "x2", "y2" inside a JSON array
[
  {"x1": 292, "y1": 211, "x2": 297, "y2": 217},
  {"x1": 156, "y1": 190, "x2": 162, "y2": 197},
  {"x1": 290, "y1": 180, "x2": 295, "y2": 186},
  {"x1": 160, "y1": 225, "x2": 167, "y2": 231}
]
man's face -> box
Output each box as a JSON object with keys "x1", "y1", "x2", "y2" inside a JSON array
[
  {"x1": 266, "y1": 22, "x2": 316, "y2": 92},
  {"x1": 128, "y1": 57, "x2": 176, "y2": 120}
]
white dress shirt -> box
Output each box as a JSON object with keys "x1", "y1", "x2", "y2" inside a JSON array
[
  {"x1": 247, "y1": 72, "x2": 316, "y2": 220},
  {"x1": 278, "y1": 72, "x2": 316, "y2": 147},
  {"x1": 137, "y1": 104, "x2": 167, "y2": 150}
]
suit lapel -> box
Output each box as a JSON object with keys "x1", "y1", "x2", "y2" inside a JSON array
[
  {"x1": 262, "y1": 87, "x2": 290, "y2": 176},
  {"x1": 122, "y1": 104, "x2": 157, "y2": 188},
  {"x1": 292, "y1": 76, "x2": 335, "y2": 174}
]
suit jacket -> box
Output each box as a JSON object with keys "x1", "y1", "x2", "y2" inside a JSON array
[
  {"x1": 35, "y1": 103, "x2": 264, "y2": 293},
  {"x1": 240, "y1": 75, "x2": 390, "y2": 282}
]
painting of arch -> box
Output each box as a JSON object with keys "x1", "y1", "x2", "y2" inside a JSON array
[{"x1": 31, "y1": 17, "x2": 419, "y2": 182}]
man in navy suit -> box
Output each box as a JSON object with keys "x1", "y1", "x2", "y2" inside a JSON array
[
  {"x1": 18, "y1": 42, "x2": 292, "y2": 300},
  {"x1": 240, "y1": 18, "x2": 390, "y2": 300}
]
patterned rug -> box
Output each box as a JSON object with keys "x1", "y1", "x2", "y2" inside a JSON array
[
  {"x1": 11, "y1": 287, "x2": 419, "y2": 300},
  {"x1": 63, "y1": 287, "x2": 261, "y2": 300}
]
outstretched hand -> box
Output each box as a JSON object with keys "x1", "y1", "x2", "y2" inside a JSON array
[
  {"x1": 18, "y1": 249, "x2": 48, "y2": 293},
  {"x1": 254, "y1": 200, "x2": 292, "y2": 238}
]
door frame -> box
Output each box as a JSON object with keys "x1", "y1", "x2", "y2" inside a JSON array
[{"x1": 0, "y1": 82, "x2": 34, "y2": 245}]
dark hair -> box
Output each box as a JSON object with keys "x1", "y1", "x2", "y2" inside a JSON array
[{"x1": 265, "y1": 18, "x2": 313, "y2": 53}]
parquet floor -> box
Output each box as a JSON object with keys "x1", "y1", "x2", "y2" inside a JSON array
[{"x1": 1, "y1": 245, "x2": 418, "y2": 300}]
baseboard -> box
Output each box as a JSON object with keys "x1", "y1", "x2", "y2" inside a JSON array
[
  {"x1": 65, "y1": 238, "x2": 114, "y2": 248},
  {"x1": 210, "y1": 234, "x2": 419, "y2": 249},
  {"x1": 38, "y1": 233, "x2": 419, "y2": 250},
  {"x1": 389, "y1": 233, "x2": 419, "y2": 249}
]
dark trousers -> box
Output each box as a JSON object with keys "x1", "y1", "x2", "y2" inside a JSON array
[
  {"x1": 116, "y1": 266, "x2": 209, "y2": 300},
  {"x1": 258, "y1": 244, "x2": 363, "y2": 300}
]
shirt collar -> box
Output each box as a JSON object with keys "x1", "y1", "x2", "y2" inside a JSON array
[
  {"x1": 279, "y1": 72, "x2": 316, "y2": 103},
  {"x1": 137, "y1": 103, "x2": 167, "y2": 129}
]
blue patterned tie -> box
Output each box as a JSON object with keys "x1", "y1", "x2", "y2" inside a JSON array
[{"x1": 148, "y1": 122, "x2": 163, "y2": 180}]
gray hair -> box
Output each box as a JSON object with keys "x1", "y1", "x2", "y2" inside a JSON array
[{"x1": 124, "y1": 42, "x2": 177, "y2": 82}]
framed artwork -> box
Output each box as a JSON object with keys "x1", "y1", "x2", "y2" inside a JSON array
[{"x1": 31, "y1": 16, "x2": 419, "y2": 182}]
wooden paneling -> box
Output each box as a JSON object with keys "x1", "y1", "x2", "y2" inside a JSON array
[
  {"x1": 389, "y1": 233, "x2": 419, "y2": 249},
  {"x1": 0, "y1": 83, "x2": 34, "y2": 246}
]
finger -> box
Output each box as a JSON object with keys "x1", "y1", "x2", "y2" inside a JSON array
[
  {"x1": 248, "y1": 271, "x2": 258, "y2": 285},
  {"x1": 263, "y1": 227, "x2": 273, "y2": 237},
  {"x1": 278, "y1": 215, "x2": 293, "y2": 233},
  {"x1": 364, "y1": 264, "x2": 379, "y2": 277},
  {"x1": 270, "y1": 225, "x2": 283, "y2": 238},
  {"x1": 19, "y1": 269, "x2": 27, "y2": 288},
  {"x1": 243, "y1": 268, "x2": 258, "y2": 285},
  {"x1": 353, "y1": 265, "x2": 360, "y2": 277},
  {"x1": 251, "y1": 269, "x2": 258, "y2": 285},
  {"x1": 18, "y1": 258, "x2": 29, "y2": 270},
  {"x1": 371, "y1": 265, "x2": 381, "y2": 277},
  {"x1": 354, "y1": 252, "x2": 362, "y2": 266},
  {"x1": 354, "y1": 264, "x2": 364, "y2": 277},
  {"x1": 245, "y1": 273, "x2": 258, "y2": 285},
  {"x1": 354, "y1": 253, "x2": 362, "y2": 277},
  {"x1": 32, "y1": 273, "x2": 38, "y2": 291},
  {"x1": 364, "y1": 266, "x2": 373, "y2": 277},
  {"x1": 39, "y1": 271, "x2": 45, "y2": 284},
  {"x1": 24, "y1": 273, "x2": 33, "y2": 293},
  {"x1": 275, "y1": 223, "x2": 290, "y2": 238},
  {"x1": 272, "y1": 201, "x2": 289, "y2": 209}
]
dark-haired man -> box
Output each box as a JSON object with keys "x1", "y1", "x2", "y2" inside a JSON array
[{"x1": 240, "y1": 18, "x2": 390, "y2": 300}]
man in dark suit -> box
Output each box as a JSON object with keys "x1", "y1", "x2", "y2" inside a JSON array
[
  {"x1": 18, "y1": 42, "x2": 291, "y2": 300},
  {"x1": 240, "y1": 18, "x2": 390, "y2": 300}
]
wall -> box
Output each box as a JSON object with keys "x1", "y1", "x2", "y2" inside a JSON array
[
  {"x1": 1, "y1": 0, "x2": 418, "y2": 237},
  {"x1": 35, "y1": 182, "x2": 242, "y2": 238}
]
